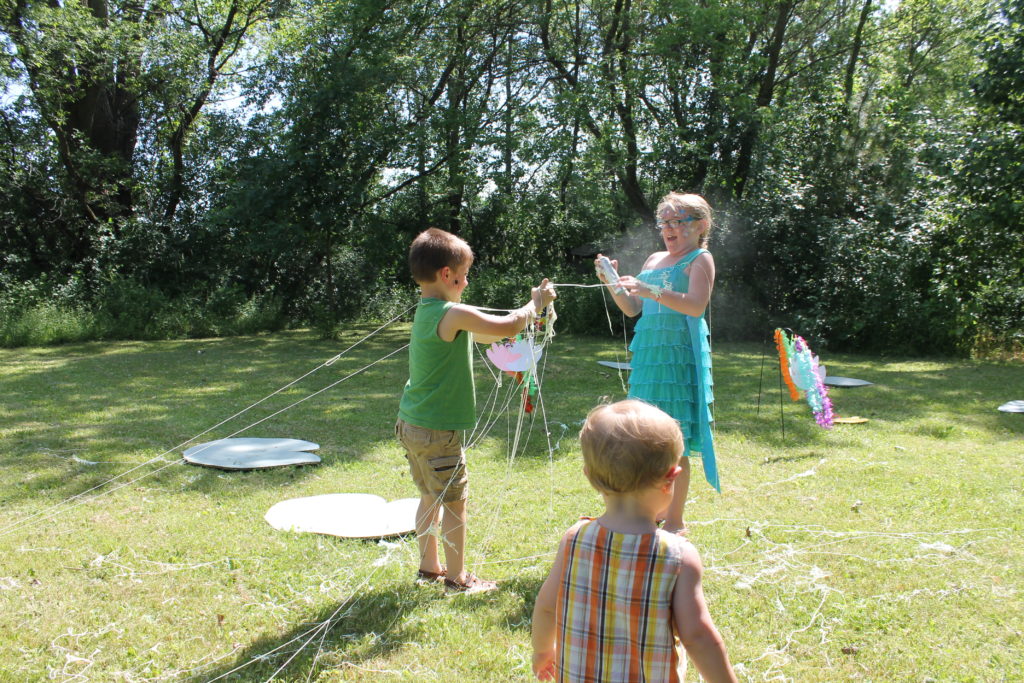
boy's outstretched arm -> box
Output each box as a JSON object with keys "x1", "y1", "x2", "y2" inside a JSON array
[
  {"x1": 531, "y1": 529, "x2": 571, "y2": 680},
  {"x1": 672, "y1": 543, "x2": 738, "y2": 683},
  {"x1": 440, "y1": 279, "x2": 555, "y2": 343}
]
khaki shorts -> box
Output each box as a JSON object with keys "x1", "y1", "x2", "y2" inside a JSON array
[{"x1": 396, "y1": 419, "x2": 468, "y2": 503}]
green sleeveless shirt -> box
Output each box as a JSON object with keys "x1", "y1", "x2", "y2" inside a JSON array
[{"x1": 398, "y1": 298, "x2": 476, "y2": 430}]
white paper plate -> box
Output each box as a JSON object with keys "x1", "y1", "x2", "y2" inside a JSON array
[{"x1": 265, "y1": 493, "x2": 419, "y2": 539}]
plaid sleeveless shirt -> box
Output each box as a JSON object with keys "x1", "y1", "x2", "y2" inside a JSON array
[{"x1": 555, "y1": 519, "x2": 688, "y2": 682}]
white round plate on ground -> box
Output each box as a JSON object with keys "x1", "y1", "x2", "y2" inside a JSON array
[
  {"x1": 833, "y1": 415, "x2": 869, "y2": 424},
  {"x1": 824, "y1": 376, "x2": 873, "y2": 387},
  {"x1": 183, "y1": 437, "x2": 321, "y2": 470},
  {"x1": 265, "y1": 493, "x2": 419, "y2": 539},
  {"x1": 597, "y1": 360, "x2": 632, "y2": 371},
  {"x1": 998, "y1": 400, "x2": 1024, "y2": 413}
]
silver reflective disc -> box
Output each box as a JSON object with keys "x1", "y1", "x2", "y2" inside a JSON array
[
  {"x1": 824, "y1": 376, "x2": 873, "y2": 388},
  {"x1": 183, "y1": 437, "x2": 320, "y2": 470},
  {"x1": 597, "y1": 361, "x2": 632, "y2": 371}
]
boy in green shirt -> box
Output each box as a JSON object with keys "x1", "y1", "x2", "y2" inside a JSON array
[{"x1": 397, "y1": 227, "x2": 555, "y2": 594}]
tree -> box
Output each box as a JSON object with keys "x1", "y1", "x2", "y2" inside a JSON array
[
  {"x1": 0, "y1": 0, "x2": 276, "y2": 275},
  {"x1": 936, "y1": 0, "x2": 1024, "y2": 351}
]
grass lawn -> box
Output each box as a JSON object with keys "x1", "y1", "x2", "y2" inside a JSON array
[{"x1": 0, "y1": 326, "x2": 1021, "y2": 681}]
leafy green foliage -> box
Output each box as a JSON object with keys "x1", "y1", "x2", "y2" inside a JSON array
[
  {"x1": 0, "y1": 0, "x2": 1020, "y2": 355},
  {"x1": 943, "y1": 0, "x2": 1024, "y2": 354}
]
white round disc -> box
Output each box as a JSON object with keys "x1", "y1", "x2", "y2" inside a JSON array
[
  {"x1": 824, "y1": 376, "x2": 873, "y2": 387},
  {"x1": 597, "y1": 360, "x2": 632, "y2": 371},
  {"x1": 998, "y1": 400, "x2": 1024, "y2": 413},
  {"x1": 265, "y1": 493, "x2": 420, "y2": 539},
  {"x1": 183, "y1": 438, "x2": 321, "y2": 470}
]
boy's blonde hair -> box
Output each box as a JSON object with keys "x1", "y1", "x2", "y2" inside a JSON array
[
  {"x1": 409, "y1": 228, "x2": 474, "y2": 284},
  {"x1": 657, "y1": 192, "x2": 714, "y2": 248},
  {"x1": 579, "y1": 400, "x2": 683, "y2": 495}
]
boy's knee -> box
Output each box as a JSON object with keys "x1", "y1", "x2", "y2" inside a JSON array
[{"x1": 443, "y1": 498, "x2": 466, "y2": 514}]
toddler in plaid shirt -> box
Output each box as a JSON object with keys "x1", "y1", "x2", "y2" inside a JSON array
[{"x1": 531, "y1": 400, "x2": 736, "y2": 682}]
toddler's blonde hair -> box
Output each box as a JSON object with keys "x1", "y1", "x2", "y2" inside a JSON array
[{"x1": 580, "y1": 400, "x2": 683, "y2": 495}]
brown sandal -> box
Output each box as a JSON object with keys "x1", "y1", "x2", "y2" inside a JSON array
[
  {"x1": 416, "y1": 567, "x2": 446, "y2": 583},
  {"x1": 444, "y1": 572, "x2": 497, "y2": 594}
]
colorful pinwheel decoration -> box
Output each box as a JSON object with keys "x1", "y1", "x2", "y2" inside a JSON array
[
  {"x1": 774, "y1": 328, "x2": 834, "y2": 428},
  {"x1": 485, "y1": 305, "x2": 556, "y2": 414}
]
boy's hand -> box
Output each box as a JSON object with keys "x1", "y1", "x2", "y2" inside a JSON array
[
  {"x1": 532, "y1": 650, "x2": 556, "y2": 680},
  {"x1": 533, "y1": 278, "x2": 556, "y2": 308}
]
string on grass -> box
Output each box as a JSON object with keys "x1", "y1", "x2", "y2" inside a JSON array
[
  {"x1": 199, "y1": 299, "x2": 565, "y2": 680},
  {"x1": 0, "y1": 304, "x2": 418, "y2": 541},
  {"x1": 697, "y1": 519, "x2": 1000, "y2": 679},
  {"x1": 216, "y1": 302, "x2": 566, "y2": 681},
  {"x1": 14, "y1": 281, "x2": 594, "y2": 681}
]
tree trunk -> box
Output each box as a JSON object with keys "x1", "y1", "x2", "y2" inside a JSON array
[
  {"x1": 731, "y1": 0, "x2": 796, "y2": 199},
  {"x1": 844, "y1": 0, "x2": 873, "y2": 106}
]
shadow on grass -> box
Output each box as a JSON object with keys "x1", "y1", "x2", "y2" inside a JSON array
[
  {"x1": 497, "y1": 574, "x2": 546, "y2": 634},
  {"x1": 761, "y1": 451, "x2": 822, "y2": 465},
  {"x1": 4, "y1": 334, "x2": 1022, "y2": 512},
  {"x1": 0, "y1": 328, "x2": 413, "y2": 509},
  {"x1": 192, "y1": 574, "x2": 518, "y2": 681}
]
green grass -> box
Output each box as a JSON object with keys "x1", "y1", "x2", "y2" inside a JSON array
[{"x1": 0, "y1": 328, "x2": 1021, "y2": 681}]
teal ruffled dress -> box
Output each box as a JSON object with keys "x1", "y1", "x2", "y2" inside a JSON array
[{"x1": 627, "y1": 248, "x2": 719, "y2": 491}]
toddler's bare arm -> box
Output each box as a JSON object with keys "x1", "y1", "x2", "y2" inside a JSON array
[
  {"x1": 531, "y1": 529, "x2": 573, "y2": 680},
  {"x1": 672, "y1": 542, "x2": 737, "y2": 683}
]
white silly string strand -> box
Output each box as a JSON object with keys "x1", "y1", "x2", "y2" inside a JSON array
[
  {"x1": 20, "y1": 290, "x2": 587, "y2": 679},
  {"x1": 257, "y1": 305, "x2": 561, "y2": 680},
  {"x1": 0, "y1": 305, "x2": 416, "y2": 540},
  {"x1": 197, "y1": 264, "x2": 718, "y2": 680}
]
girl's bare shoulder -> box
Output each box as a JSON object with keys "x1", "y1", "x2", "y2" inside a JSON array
[{"x1": 643, "y1": 251, "x2": 671, "y2": 270}]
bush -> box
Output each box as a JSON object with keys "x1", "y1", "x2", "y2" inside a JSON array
[
  {"x1": 92, "y1": 276, "x2": 180, "y2": 340},
  {"x1": 0, "y1": 274, "x2": 94, "y2": 346},
  {"x1": 0, "y1": 273, "x2": 290, "y2": 347},
  {"x1": 0, "y1": 302, "x2": 94, "y2": 347}
]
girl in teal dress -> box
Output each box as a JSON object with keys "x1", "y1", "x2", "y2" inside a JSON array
[{"x1": 596, "y1": 192, "x2": 718, "y2": 534}]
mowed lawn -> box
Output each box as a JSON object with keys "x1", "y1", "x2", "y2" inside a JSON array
[{"x1": 0, "y1": 327, "x2": 1021, "y2": 681}]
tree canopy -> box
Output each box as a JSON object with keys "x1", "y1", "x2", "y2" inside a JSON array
[{"x1": 1, "y1": 0, "x2": 1021, "y2": 354}]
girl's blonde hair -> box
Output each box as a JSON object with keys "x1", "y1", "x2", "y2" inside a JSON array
[
  {"x1": 579, "y1": 400, "x2": 683, "y2": 495},
  {"x1": 657, "y1": 192, "x2": 714, "y2": 248}
]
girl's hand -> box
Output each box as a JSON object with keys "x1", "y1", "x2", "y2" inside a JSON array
[
  {"x1": 593, "y1": 253, "x2": 620, "y2": 285},
  {"x1": 620, "y1": 276, "x2": 659, "y2": 300},
  {"x1": 618, "y1": 275, "x2": 646, "y2": 295}
]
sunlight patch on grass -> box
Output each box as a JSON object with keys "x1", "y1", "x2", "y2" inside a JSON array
[{"x1": 0, "y1": 335, "x2": 1021, "y2": 680}]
